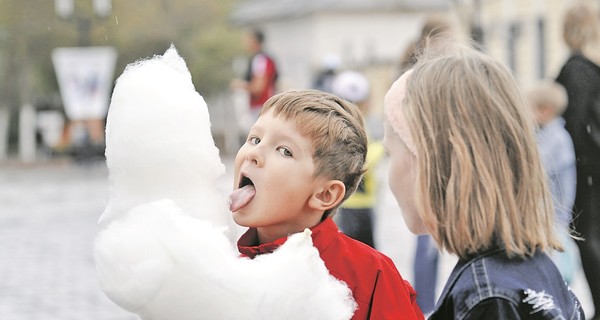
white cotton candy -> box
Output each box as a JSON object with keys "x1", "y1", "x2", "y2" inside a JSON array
[
  {"x1": 100, "y1": 44, "x2": 227, "y2": 227},
  {"x1": 94, "y1": 45, "x2": 357, "y2": 320}
]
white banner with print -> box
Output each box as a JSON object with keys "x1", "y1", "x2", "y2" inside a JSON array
[{"x1": 52, "y1": 46, "x2": 118, "y2": 120}]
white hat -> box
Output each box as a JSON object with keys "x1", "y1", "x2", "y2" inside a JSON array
[
  {"x1": 321, "y1": 54, "x2": 341, "y2": 70},
  {"x1": 331, "y1": 71, "x2": 369, "y2": 103}
]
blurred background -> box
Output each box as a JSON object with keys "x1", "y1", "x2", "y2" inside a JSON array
[
  {"x1": 0, "y1": 0, "x2": 581, "y2": 160},
  {"x1": 0, "y1": 0, "x2": 595, "y2": 319}
]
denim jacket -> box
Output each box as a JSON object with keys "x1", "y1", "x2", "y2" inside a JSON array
[{"x1": 429, "y1": 248, "x2": 584, "y2": 320}]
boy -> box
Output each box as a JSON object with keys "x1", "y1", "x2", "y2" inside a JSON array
[
  {"x1": 526, "y1": 80, "x2": 578, "y2": 283},
  {"x1": 229, "y1": 89, "x2": 424, "y2": 320}
]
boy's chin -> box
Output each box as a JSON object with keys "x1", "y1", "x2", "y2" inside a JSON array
[{"x1": 231, "y1": 210, "x2": 252, "y2": 227}]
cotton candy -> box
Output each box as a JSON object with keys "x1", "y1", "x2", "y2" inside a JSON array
[{"x1": 94, "y1": 45, "x2": 356, "y2": 320}]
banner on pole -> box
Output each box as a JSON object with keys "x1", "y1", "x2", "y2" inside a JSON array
[{"x1": 52, "y1": 46, "x2": 118, "y2": 121}]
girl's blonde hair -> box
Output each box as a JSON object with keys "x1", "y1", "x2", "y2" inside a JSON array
[
  {"x1": 404, "y1": 43, "x2": 561, "y2": 259},
  {"x1": 260, "y1": 89, "x2": 367, "y2": 217}
]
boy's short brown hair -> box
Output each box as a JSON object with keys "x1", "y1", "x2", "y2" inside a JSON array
[{"x1": 260, "y1": 89, "x2": 367, "y2": 217}]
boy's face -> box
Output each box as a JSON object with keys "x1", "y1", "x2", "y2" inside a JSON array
[
  {"x1": 231, "y1": 109, "x2": 326, "y2": 241},
  {"x1": 531, "y1": 103, "x2": 554, "y2": 126},
  {"x1": 243, "y1": 32, "x2": 260, "y2": 54}
]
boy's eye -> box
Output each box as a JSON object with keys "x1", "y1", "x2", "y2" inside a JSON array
[
  {"x1": 277, "y1": 146, "x2": 293, "y2": 157},
  {"x1": 249, "y1": 137, "x2": 261, "y2": 145}
]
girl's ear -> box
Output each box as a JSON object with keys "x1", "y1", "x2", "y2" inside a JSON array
[{"x1": 308, "y1": 180, "x2": 346, "y2": 211}]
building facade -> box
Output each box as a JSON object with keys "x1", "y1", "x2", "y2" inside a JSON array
[{"x1": 230, "y1": 0, "x2": 451, "y2": 98}]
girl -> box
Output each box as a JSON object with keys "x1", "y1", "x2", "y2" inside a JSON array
[{"x1": 383, "y1": 43, "x2": 585, "y2": 319}]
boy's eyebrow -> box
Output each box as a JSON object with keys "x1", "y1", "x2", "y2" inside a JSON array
[
  {"x1": 272, "y1": 131, "x2": 302, "y2": 147},
  {"x1": 247, "y1": 123, "x2": 265, "y2": 135},
  {"x1": 268, "y1": 129, "x2": 309, "y2": 153}
]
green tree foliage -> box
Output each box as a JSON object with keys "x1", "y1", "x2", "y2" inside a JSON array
[{"x1": 0, "y1": 0, "x2": 243, "y2": 108}]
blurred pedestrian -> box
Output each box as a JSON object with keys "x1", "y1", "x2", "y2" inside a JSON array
[
  {"x1": 313, "y1": 54, "x2": 340, "y2": 93},
  {"x1": 231, "y1": 29, "x2": 278, "y2": 134},
  {"x1": 398, "y1": 15, "x2": 453, "y2": 76},
  {"x1": 383, "y1": 42, "x2": 585, "y2": 319},
  {"x1": 526, "y1": 80, "x2": 579, "y2": 284},
  {"x1": 331, "y1": 70, "x2": 385, "y2": 248},
  {"x1": 556, "y1": 3, "x2": 600, "y2": 318},
  {"x1": 397, "y1": 15, "x2": 454, "y2": 314}
]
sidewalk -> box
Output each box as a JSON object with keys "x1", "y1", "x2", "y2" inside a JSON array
[
  {"x1": 0, "y1": 157, "x2": 593, "y2": 319},
  {"x1": 0, "y1": 161, "x2": 136, "y2": 319}
]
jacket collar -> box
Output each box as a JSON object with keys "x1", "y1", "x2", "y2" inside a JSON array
[
  {"x1": 237, "y1": 217, "x2": 338, "y2": 259},
  {"x1": 433, "y1": 246, "x2": 505, "y2": 311}
]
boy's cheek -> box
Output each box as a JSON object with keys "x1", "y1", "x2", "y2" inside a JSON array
[{"x1": 233, "y1": 149, "x2": 246, "y2": 168}]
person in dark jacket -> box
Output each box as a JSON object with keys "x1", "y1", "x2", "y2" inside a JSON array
[
  {"x1": 229, "y1": 89, "x2": 424, "y2": 320},
  {"x1": 383, "y1": 42, "x2": 584, "y2": 319},
  {"x1": 556, "y1": 4, "x2": 600, "y2": 318},
  {"x1": 397, "y1": 15, "x2": 455, "y2": 314}
]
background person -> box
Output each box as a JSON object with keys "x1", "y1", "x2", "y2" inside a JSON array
[
  {"x1": 397, "y1": 15, "x2": 454, "y2": 314},
  {"x1": 331, "y1": 70, "x2": 385, "y2": 249},
  {"x1": 231, "y1": 29, "x2": 278, "y2": 135},
  {"x1": 556, "y1": 3, "x2": 600, "y2": 318},
  {"x1": 526, "y1": 80, "x2": 579, "y2": 284}
]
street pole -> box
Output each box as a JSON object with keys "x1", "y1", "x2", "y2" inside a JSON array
[
  {"x1": 17, "y1": 28, "x2": 36, "y2": 163},
  {"x1": 52, "y1": 0, "x2": 113, "y2": 158}
]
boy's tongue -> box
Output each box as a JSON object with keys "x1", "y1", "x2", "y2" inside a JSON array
[{"x1": 228, "y1": 185, "x2": 256, "y2": 212}]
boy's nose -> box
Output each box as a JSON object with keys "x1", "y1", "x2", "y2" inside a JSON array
[{"x1": 246, "y1": 147, "x2": 263, "y2": 167}]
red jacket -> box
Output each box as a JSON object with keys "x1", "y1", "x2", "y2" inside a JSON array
[{"x1": 238, "y1": 218, "x2": 424, "y2": 320}]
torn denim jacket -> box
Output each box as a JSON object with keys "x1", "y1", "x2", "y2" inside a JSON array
[{"x1": 429, "y1": 248, "x2": 584, "y2": 320}]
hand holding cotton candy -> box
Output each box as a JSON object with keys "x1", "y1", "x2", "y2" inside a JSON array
[{"x1": 94, "y1": 45, "x2": 356, "y2": 320}]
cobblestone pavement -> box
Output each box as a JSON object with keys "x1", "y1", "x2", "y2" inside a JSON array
[
  {"x1": 0, "y1": 157, "x2": 593, "y2": 319},
  {"x1": 0, "y1": 161, "x2": 137, "y2": 320}
]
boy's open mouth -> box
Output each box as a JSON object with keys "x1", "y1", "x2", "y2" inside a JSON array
[
  {"x1": 239, "y1": 176, "x2": 253, "y2": 189},
  {"x1": 228, "y1": 175, "x2": 256, "y2": 212}
]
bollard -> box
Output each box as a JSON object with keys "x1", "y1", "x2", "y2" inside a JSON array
[{"x1": 19, "y1": 103, "x2": 36, "y2": 163}]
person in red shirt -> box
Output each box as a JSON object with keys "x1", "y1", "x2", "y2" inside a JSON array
[
  {"x1": 232, "y1": 29, "x2": 278, "y2": 120},
  {"x1": 229, "y1": 89, "x2": 424, "y2": 320}
]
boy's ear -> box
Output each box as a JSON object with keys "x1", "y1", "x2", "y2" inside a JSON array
[{"x1": 309, "y1": 180, "x2": 346, "y2": 211}]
